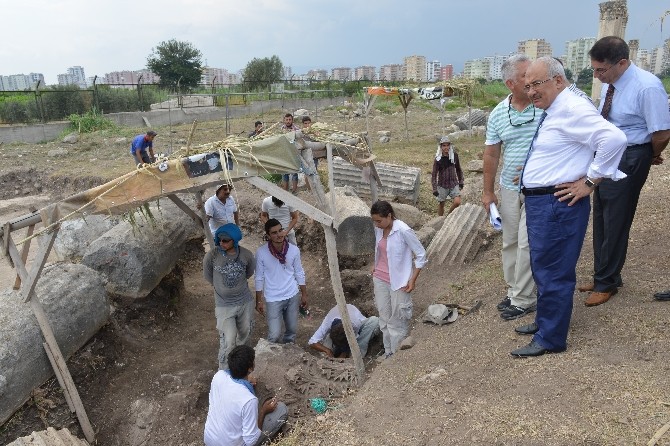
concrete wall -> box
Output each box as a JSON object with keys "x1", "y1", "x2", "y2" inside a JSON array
[{"x1": 0, "y1": 96, "x2": 348, "y2": 145}]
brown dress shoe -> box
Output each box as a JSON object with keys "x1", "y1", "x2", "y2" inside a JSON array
[
  {"x1": 577, "y1": 282, "x2": 594, "y2": 292},
  {"x1": 584, "y1": 288, "x2": 618, "y2": 307}
]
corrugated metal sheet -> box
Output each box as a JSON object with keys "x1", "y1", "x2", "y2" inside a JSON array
[{"x1": 332, "y1": 157, "x2": 421, "y2": 204}]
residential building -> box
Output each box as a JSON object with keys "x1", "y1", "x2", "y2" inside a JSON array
[
  {"x1": 354, "y1": 65, "x2": 376, "y2": 80},
  {"x1": 403, "y1": 55, "x2": 426, "y2": 81},
  {"x1": 283, "y1": 66, "x2": 293, "y2": 79},
  {"x1": 201, "y1": 67, "x2": 231, "y2": 85},
  {"x1": 564, "y1": 37, "x2": 597, "y2": 76},
  {"x1": 463, "y1": 58, "x2": 490, "y2": 80},
  {"x1": 68, "y1": 66, "x2": 87, "y2": 88},
  {"x1": 649, "y1": 46, "x2": 665, "y2": 75},
  {"x1": 517, "y1": 39, "x2": 552, "y2": 60},
  {"x1": 0, "y1": 73, "x2": 45, "y2": 90},
  {"x1": 635, "y1": 48, "x2": 650, "y2": 72},
  {"x1": 439, "y1": 65, "x2": 454, "y2": 81},
  {"x1": 379, "y1": 64, "x2": 403, "y2": 82},
  {"x1": 57, "y1": 73, "x2": 77, "y2": 87},
  {"x1": 486, "y1": 55, "x2": 508, "y2": 80},
  {"x1": 331, "y1": 67, "x2": 352, "y2": 81},
  {"x1": 306, "y1": 69, "x2": 328, "y2": 81},
  {"x1": 425, "y1": 60, "x2": 441, "y2": 81}
]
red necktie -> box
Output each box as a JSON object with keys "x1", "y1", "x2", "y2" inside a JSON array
[{"x1": 601, "y1": 84, "x2": 615, "y2": 120}]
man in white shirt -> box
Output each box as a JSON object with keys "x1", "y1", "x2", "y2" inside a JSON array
[
  {"x1": 204, "y1": 184, "x2": 240, "y2": 235},
  {"x1": 204, "y1": 345, "x2": 288, "y2": 446},
  {"x1": 511, "y1": 57, "x2": 627, "y2": 357},
  {"x1": 308, "y1": 304, "x2": 379, "y2": 358},
  {"x1": 255, "y1": 218, "x2": 308, "y2": 343},
  {"x1": 260, "y1": 196, "x2": 299, "y2": 245}
]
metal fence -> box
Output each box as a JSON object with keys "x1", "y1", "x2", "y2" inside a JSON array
[{"x1": 0, "y1": 78, "x2": 378, "y2": 125}]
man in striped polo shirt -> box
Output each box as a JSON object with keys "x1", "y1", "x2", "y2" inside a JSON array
[{"x1": 482, "y1": 54, "x2": 540, "y2": 321}]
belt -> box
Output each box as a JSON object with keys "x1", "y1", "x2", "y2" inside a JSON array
[
  {"x1": 627, "y1": 142, "x2": 652, "y2": 149},
  {"x1": 521, "y1": 186, "x2": 565, "y2": 196}
]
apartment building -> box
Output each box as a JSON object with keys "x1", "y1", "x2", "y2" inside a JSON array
[
  {"x1": 403, "y1": 55, "x2": 427, "y2": 81},
  {"x1": 517, "y1": 39, "x2": 552, "y2": 60}
]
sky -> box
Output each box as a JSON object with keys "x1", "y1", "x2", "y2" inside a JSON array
[{"x1": 0, "y1": 0, "x2": 668, "y2": 85}]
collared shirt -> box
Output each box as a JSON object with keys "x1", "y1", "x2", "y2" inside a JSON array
[
  {"x1": 255, "y1": 242, "x2": 305, "y2": 302},
  {"x1": 599, "y1": 62, "x2": 670, "y2": 145},
  {"x1": 523, "y1": 89, "x2": 627, "y2": 188},
  {"x1": 568, "y1": 83, "x2": 594, "y2": 106},
  {"x1": 373, "y1": 219, "x2": 427, "y2": 291},
  {"x1": 204, "y1": 370, "x2": 260, "y2": 446},
  {"x1": 129, "y1": 134, "x2": 152, "y2": 154},
  {"x1": 308, "y1": 304, "x2": 366, "y2": 345},
  {"x1": 204, "y1": 195, "x2": 237, "y2": 235},
  {"x1": 485, "y1": 95, "x2": 541, "y2": 191}
]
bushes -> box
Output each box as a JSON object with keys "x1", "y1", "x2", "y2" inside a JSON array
[{"x1": 68, "y1": 110, "x2": 116, "y2": 133}]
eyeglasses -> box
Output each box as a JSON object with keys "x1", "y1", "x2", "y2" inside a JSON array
[
  {"x1": 523, "y1": 77, "x2": 554, "y2": 92},
  {"x1": 508, "y1": 100, "x2": 536, "y2": 127},
  {"x1": 592, "y1": 60, "x2": 621, "y2": 76}
]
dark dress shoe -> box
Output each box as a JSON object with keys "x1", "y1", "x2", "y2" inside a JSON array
[
  {"x1": 654, "y1": 289, "x2": 670, "y2": 301},
  {"x1": 515, "y1": 322, "x2": 539, "y2": 335},
  {"x1": 511, "y1": 340, "x2": 548, "y2": 357}
]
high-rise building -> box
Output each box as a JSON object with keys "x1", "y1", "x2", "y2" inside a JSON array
[
  {"x1": 331, "y1": 67, "x2": 352, "y2": 81},
  {"x1": 403, "y1": 55, "x2": 427, "y2": 81},
  {"x1": 0, "y1": 73, "x2": 45, "y2": 90},
  {"x1": 57, "y1": 73, "x2": 76, "y2": 87},
  {"x1": 565, "y1": 37, "x2": 597, "y2": 76},
  {"x1": 68, "y1": 66, "x2": 87, "y2": 88},
  {"x1": 486, "y1": 55, "x2": 508, "y2": 80},
  {"x1": 463, "y1": 58, "x2": 491, "y2": 79},
  {"x1": 517, "y1": 39, "x2": 552, "y2": 60},
  {"x1": 201, "y1": 67, "x2": 231, "y2": 85},
  {"x1": 354, "y1": 66, "x2": 376, "y2": 80},
  {"x1": 439, "y1": 65, "x2": 454, "y2": 80},
  {"x1": 635, "y1": 48, "x2": 650, "y2": 72},
  {"x1": 306, "y1": 69, "x2": 328, "y2": 81},
  {"x1": 283, "y1": 66, "x2": 293, "y2": 79},
  {"x1": 425, "y1": 60, "x2": 441, "y2": 81},
  {"x1": 379, "y1": 64, "x2": 403, "y2": 82}
]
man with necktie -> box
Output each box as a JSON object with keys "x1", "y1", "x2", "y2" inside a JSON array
[
  {"x1": 582, "y1": 36, "x2": 670, "y2": 306},
  {"x1": 511, "y1": 57, "x2": 627, "y2": 357}
]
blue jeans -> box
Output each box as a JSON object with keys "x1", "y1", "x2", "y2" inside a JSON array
[
  {"x1": 265, "y1": 293, "x2": 301, "y2": 343},
  {"x1": 215, "y1": 299, "x2": 254, "y2": 369},
  {"x1": 355, "y1": 316, "x2": 380, "y2": 357},
  {"x1": 525, "y1": 194, "x2": 590, "y2": 351},
  {"x1": 132, "y1": 151, "x2": 152, "y2": 164}
]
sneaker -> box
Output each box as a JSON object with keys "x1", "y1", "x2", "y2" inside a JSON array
[
  {"x1": 501, "y1": 305, "x2": 535, "y2": 321},
  {"x1": 497, "y1": 297, "x2": 511, "y2": 312}
]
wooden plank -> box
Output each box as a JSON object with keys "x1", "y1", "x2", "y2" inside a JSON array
[
  {"x1": 244, "y1": 176, "x2": 333, "y2": 227},
  {"x1": 194, "y1": 190, "x2": 216, "y2": 250},
  {"x1": 30, "y1": 299, "x2": 96, "y2": 443},
  {"x1": 13, "y1": 224, "x2": 35, "y2": 290},
  {"x1": 43, "y1": 341, "x2": 75, "y2": 413},
  {"x1": 326, "y1": 144, "x2": 336, "y2": 216},
  {"x1": 6, "y1": 234, "x2": 32, "y2": 286},
  {"x1": 22, "y1": 227, "x2": 58, "y2": 303},
  {"x1": 167, "y1": 194, "x2": 203, "y2": 224},
  {"x1": 2, "y1": 222, "x2": 9, "y2": 255},
  {"x1": 323, "y1": 225, "x2": 365, "y2": 381}
]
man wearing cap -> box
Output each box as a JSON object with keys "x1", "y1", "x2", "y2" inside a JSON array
[
  {"x1": 431, "y1": 136, "x2": 464, "y2": 216},
  {"x1": 511, "y1": 57, "x2": 627, "y2": 357},
  {"x1": 130, "y1": 130, "x2": 157, "y2": 164},
  {"x1": 255, "y1": 218, "x2": 308, "y2": 344},
  {"x1": 203, "y1": 223, "x2": 256, "y2": 370},
  {"x1": 260, "y1": 196, "x2": 299, "y2": 245},
  {"x1": 204, "y1": 184, "x2": 240, "y2": 236},
  {"x1": 482, "y1": 54, "x2": 540, "y2": 322},
  {"x1": 582, "y1": 36, "x2": 670, "y2": 306},
  {"x1": 308, "y1": 304, "x2": 379, "y2": 358}
]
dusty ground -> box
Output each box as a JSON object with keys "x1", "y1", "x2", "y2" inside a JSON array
[{"x1": 1, "y1": 105, "x2": 670, "y2": 446}]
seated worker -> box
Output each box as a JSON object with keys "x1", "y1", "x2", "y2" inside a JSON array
[
  {"x1": 204, "y1": 345, "x2": 288, "y2": 446},
  {"x1": 249, "y1": 121, "x2": 264, "y2": 138},
  {"x1": 130, "y1": 130, "x2": 157, "y2": 164},
  {"x1": 308, "y1": 304, "x2": 380, "y2": 358}
]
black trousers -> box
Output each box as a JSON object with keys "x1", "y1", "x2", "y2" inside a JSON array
[{"x1": 592, "y1": 143, "x2": 652, "y2": 291}]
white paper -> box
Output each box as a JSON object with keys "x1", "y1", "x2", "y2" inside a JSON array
[{"x1": 489, "y1": 203, "x2": 502, "y2": 231}]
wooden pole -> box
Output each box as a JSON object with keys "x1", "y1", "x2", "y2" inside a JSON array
[
  {"x1": 194, "y1": 190, "x2": 215, "y2": 250},
  {"x1": 185, "y1": 120, "x2": 198, "y2": 157},
  {"x1": 13, "y1": 223, "x2": 34, "y2": 289}
]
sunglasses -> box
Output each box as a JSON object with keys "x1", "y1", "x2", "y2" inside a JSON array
[{"x1": 219, "y1": 237, "x2": 233, "y2": 243}]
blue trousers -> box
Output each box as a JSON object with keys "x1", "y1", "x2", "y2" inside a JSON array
[
  {"x1": 525, "y1": 194, "x2": 590, "y2": 351},
  {"x1": 265, "y1": 293, "x2": 300, "y2": 343}
]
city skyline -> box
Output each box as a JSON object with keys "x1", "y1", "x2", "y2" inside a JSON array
[{"x1": 1, "y1": 1, "x2": 667, "y2": 85}]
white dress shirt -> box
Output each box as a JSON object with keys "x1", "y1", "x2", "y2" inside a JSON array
[
  {"x1": 523, "y1": 88, "x2": 627, "y2": 188},
  {"x1": 308, "y1": 304, "x2": 366, "y2": 345},
  {"x1": 204, "y1": 195, "x2": 237, "y2": 235},
  {"x1": 373, "y1": 219, "x2": 427, "y2": 291}
]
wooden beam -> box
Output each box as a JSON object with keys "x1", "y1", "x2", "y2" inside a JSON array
[
  {"x1": 323, "y1": 225, "x2": 365, "y2": 381},
  {"x1": 326, "y1": 144, "x2": 336, "y2": 216},
  {"x1": 167, "y1": 194, "x2": 203, "y2": 225},
  {"x1": 13, "y1": 224, "x2": 35, "y2": 290},
  {"x1": 31, "y1": 299, "x2": 95, "y2": 443},
  {"x1": 244, "y1": 176, "x2": 333, "y2": 227},
  {"x1": 6, "y1": 234, "x2": 31, "y2": 286},
  {"x1": 194, "y1": 190, "x2": 216, "y2": 250},
  {"x1": 22, "y1": 227, "x2": 58, "y2": 303}
]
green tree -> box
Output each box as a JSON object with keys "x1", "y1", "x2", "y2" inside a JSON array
[
  {"x1": 576, "y1": 67, "x2": 594, "y2": 88},
  {"x1": 564, "y1": 67, "x2": 574, "y2": 82},
  {"x1": 147, "y1": 39, "x2": 203, "y2": 91},
  {"x1": 242, "y1": 56, "x2": 284, "y2": 91}
]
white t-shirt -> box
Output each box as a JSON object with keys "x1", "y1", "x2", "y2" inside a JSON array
[
  {"x1": 261, "y1": 197, "x2": 295, "y2": 234},
  {"x1": 254, "y1": 242, "x2": 305, "y2": 302},
  {"x1": 204, "y1": 195, "x2": 237, "y2": 235},
  {"x1": 308, "y1": 304, "x2": 366, "y2": 345},
  {"x1": 204, "y1": 371, "x2": 260, "y2": 446}
]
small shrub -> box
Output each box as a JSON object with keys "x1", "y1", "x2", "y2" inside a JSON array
[{"x1": 68, "y1": 110, "x2": 116, "y2": 133}]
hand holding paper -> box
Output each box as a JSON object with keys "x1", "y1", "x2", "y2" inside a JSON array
[{"x1": 489, "y1": 203, "x2": 502, "y2": 231}]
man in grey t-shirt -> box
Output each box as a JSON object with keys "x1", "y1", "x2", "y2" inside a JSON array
[{"x1": 203, "y1": 223, "x2": 255, "y2": 369}]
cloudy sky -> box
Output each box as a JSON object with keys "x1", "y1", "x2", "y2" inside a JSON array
[{"x1": 1, "y1": 0, "x2": 668, "y2": 84}]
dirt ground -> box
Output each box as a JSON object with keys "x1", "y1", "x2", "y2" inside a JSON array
[{"x1": 1, "y1": 107, "x2": 670, "y2": 446}]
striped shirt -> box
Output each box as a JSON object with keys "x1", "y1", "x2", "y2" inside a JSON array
[
  {"x1": 485, "y1": 95, "x2": 541, "y2": 191},
  {"x1": 568, "y1": 83, "x2": 594, "y2": 106}
]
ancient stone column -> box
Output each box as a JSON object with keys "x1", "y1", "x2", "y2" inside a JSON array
[{"x1": 591, "y1": 1, "x2": 628, "y2": 104}]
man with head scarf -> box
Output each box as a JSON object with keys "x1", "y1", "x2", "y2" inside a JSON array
[
  {"x1": 431, "y1": 136, "x2": 464, "y2": 216},
  {"x1": 203, "y1": 223, "x2": 256, "y2": 370}
]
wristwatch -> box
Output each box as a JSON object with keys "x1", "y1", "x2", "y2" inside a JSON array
[{"x1": 584, "y1": 177, "x2": 596, "y2": 188}]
